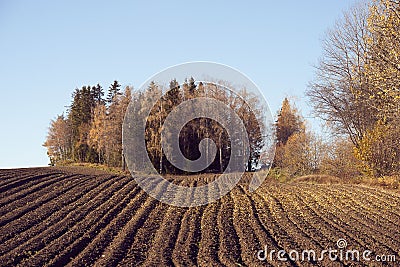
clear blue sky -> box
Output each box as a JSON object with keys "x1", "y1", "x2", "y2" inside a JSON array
[{"x1": 0, "y1": 0, "x2": 354, "y2": 168}]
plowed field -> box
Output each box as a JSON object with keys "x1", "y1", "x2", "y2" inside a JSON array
[{"x1": 0, "y1": 167, "x2": 399, "y2": 266}]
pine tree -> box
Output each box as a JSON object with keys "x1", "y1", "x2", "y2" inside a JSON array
[
  {"x1": 91, "y1": 83, "x2": 105, "y2": 105},
  {"x1": 103, "y1": 85, "x2": 132, "y2": 167},
  {"x1": 68, "y1": 85, "x2": 99, "y2": 162}
]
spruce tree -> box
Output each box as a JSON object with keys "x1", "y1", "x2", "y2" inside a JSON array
[
  {"x1": 91, "y1": 83, "x2": 105, "y2": 105},
  {"x1": 107, "y1": 80, "x2": 121, "y2": 104}
]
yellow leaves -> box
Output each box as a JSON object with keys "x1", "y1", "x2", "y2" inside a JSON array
[
  {"x1": 354, "y1": 118, "x2": 400, "y2": 176},
  {"x1": 363, "y1": 0, "x2": 400, "y2": 117}
]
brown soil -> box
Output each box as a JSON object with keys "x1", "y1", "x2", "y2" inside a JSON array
[{"x1": 0, "y1": 167, "x2": 399, "y2": 266}]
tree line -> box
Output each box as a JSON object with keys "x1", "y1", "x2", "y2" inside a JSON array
[
  {"x1": 43, "y1": 81, "x2": 131, "y2": 167},
  {"x1": 272, "y1": 97, "x2": 360, "y2": 180},
  {"x1": 274, "y1": 0, "x2": 400, "y2": 180},
  {"x1": 138, "y1": 78, "x2": 264, "y2": 174},
  {"x1": 307, "y1": 0, "x2": 400, "y2": 177},
  {"x1": 44, "y1": 78, "x2": 265, "y2": 173},
  {"x1": 44, "y1": 0, "x2": 399, "y2": 179}
]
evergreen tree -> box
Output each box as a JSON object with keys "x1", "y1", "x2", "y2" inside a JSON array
[
  {"x1": 68, "y1": 85, "x2": 99, "y2": 162},
  {"x1": 103, "y1": 85, "x2": 132, "y2": 166},
  {"x1": 91, "y1": 83, "x2": 105, "y2": 105},
  {"x1": 107, "y1": 80, "x2": 121, "y2": 104}
]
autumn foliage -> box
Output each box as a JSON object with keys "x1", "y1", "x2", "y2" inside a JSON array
[
  {"x1": 44, "y1": 81, "x2": 131, "y2": 167},
  {"x1": 44, "y1": 1, "x2": 400, "y2": 179},
  {"x1": 44, "y1": 78, "x2": 265, "y2": 173},
  {"x1": 307, "y1": 0, "x2": 400, "y2": 177}
]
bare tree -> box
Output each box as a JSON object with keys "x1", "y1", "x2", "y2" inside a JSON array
[{"x1": 307, "y1": 2, "x2": 376, "y2": 146}]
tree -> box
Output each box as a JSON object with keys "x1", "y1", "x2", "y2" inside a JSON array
[
  {"x1": 281, "y1": 130, "x2": 308, "y2": 177},
  {"x1": 144, "y1": 82, "x2": 164, "y2": 172},
  {"x1": 272, "y1": 98, "x2": 328, "y2": 178},
  {"x1": 162, "y1": 79, "x2": 187, "y2": 173},
  {"x1": 282, "y1": 129, "x2": 327, "y2": 177},
  {"x1": 91, "y1": 83, "x2": 105, "y2": 105},
  {"x1": 43, "y1": 114, "x2": 72, "y2": 164},
  {"x1": 68, "y1": 86, "x2": 99, "y2": 162},
  {"x1": 306, "y1": 3, "x2": 376, "y2": 146},
  {"x1": 107, "y1": 80, "x2": 121, "y2": 104},
  {"x1": 350, "y1": 0, "x2": 400, "y2": 176},
  {"x1": 88, "y1": 103, "x2": 107, "y2": 163},
  {"x1": 320, "y1": 138, "x2": 361, "y2": 179},
  {"x1": 364, "y1": 0, "x2": 400, "y2": 118},
  {"x1": 275, "y1": 98, "x2": 303, "y2": 145},
  {"x1": 307, "y1": 1, "x2": 400, "y2": 177},
  {"x1": 234, "y1": 87, "x2": 264, "y2": 171},
  {"x1": 353, "y1": 119, "x2": 400, "y2": 176},
  {"x1": 44, "y1": 81, "x2": 134, "y2": 167},
  {"x1": 104, "y1": 85, "x2": 132, "y2": 166},
  {"x1": 274, "y1": 98, "x2": 304, "y2": 168}
]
